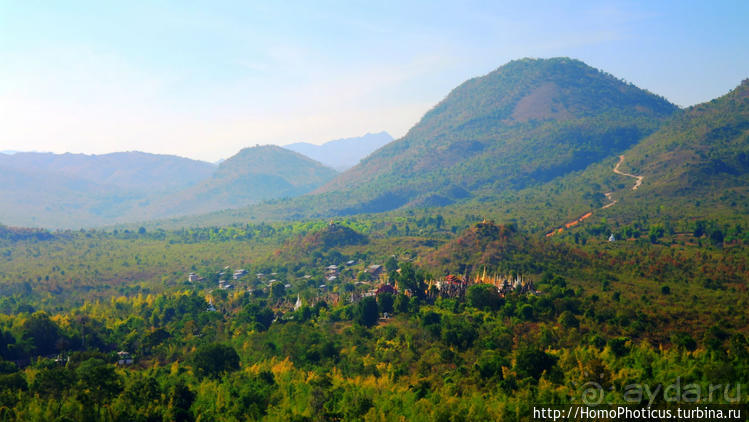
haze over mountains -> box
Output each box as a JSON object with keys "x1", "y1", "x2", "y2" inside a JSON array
[
  {"x1": 176, "y1": 57, "x2": 733, "y2": 228},
  {"x1": 0, "y1": 151, "x2": 215, "y2": 191},
  {"x1": 0, "y1": 147, "x2": 337, "y2": 227},
  {"x1": 2, "y1": 57, "x2": 747, "y2": 230},
  {"x1": 143, "y1": 146, "x2": 338, "y2": 219},
  {"x1": 0, "y1": 151, "x2": 216, "y2": 227},
  {"x1": 285, "y1": 132, "x2": 393, "y2": 171}
]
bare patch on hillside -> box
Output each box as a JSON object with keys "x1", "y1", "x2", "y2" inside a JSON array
[{"x1": 511, "y1": 82, "x2": 573, "y2": 122}]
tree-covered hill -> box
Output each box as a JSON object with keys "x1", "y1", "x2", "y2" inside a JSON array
[
  {"x1": 422, "y1": 220, "x2": 587, "y2": 276},
  {"x1": 316, "y1": 57, "x2": 677, "y2": 213},
  {"x1": 144, "y1": 145, "x2": 338, "y2": 218},
  {"x1": 0, "y1": 147, "x2": 337, "y2": 228},
  {"x1": 609, "y1": 79, "x2": 749, "y2": 217},
  {"x1": 524, "y1": 77, "x2": 749, "y2": 237},
  {"x1": 162, "y1": 58, "x2": 679, "y2": 228}
]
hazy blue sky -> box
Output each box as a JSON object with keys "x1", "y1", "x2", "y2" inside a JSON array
[{"x1": 1, "y1": 1, "x2": 747, "y2": 161}]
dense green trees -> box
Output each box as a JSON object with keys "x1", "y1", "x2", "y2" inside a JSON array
[
  {"x1": 515, "y1": 348, "x2": 558, "y2": 381},
  {"x1": 354, "y1": 297, "x2": 379, "y2": 327},
  {"x1": 22, "y1": 312, "x2": 63, "y2": 356},
  {"x1": 466, "y1": 284, "x2": 503, "y2": 310},
  {"x1": 377, "y1": 292, "x2": 394, "y2": 315},
  {"x1": 0, "y1": 193, "x2": 746, "y2": 420},
  {"x1": 191, "y1": 343, "x2": 240, "y2": 378}
]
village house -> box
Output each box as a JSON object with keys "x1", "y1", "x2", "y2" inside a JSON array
[
  {"x1": 117, "y1": 351, "x2": 134, "y2": 366},
  {"x1": 366, "y1": 264, "x2": 384, "y2": 278}
]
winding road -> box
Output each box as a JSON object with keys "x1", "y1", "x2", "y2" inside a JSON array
[
  {"x1": 612, "y1": 155, "x2": 644, "y2": 191},
  {"x1": 545, "y1": 155, "x2": 643, "y2": 237}
]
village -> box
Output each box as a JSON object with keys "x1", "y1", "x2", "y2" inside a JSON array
[{"x1": 186, "y1": 259, "x2": 540, "y2": 316}]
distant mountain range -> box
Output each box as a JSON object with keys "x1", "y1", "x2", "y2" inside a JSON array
[
  {"x1": 0, "y1": 151, "x2": 215, "y2": 192},
  {"x1": 166, "y1": 58, "x2": 746, "y2": 230},
  {"x1": 0, "y1": 147, "x2": 337, "y2": 227},
  {"x1": 285, "y1": 131, "x2": 393, "y2": 171},
  {"x1": 0, "y1": 151, "x2": 216, "y2": 227},
  {"x1": 142, "y1": 145, "x2": 337, "y2": 219},
  {"x1": 3, "y1": 58, "x2": 747, "y2": 231}
]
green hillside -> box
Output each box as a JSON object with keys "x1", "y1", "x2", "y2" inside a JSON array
[
  {"x1": 614, "y1": 79, "x2": 749, "y2": 215},
  {"x1": 0, "y1": 147, "x2": 337, "y2": 228},
  {"x1": 317, "y1": 57, "x2": 676, "y2": 213},
  {"x1": 158, "y1": 58, "x2": 679, "y2": 228},
  {"x1": 0, "y1": 152, "x2": 216, "y2": 228},
  {"x1": 513, "y1": 77, "x2": 749, "y2": 238},
  {"x1": 145, "y1": 145, "x2": 338, "y2": 218}
]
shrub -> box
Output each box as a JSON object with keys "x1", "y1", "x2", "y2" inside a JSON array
[
  {"x1": 191, "y1": 343, "x2": 240, "y2": 378},
  {"x1": 466, "y1": 284, "x2": 503, "y2": 311}
]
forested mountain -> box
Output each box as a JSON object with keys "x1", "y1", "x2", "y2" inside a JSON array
[
  {"x1": 518, "y1": 77, "x2": 749, "y2": 233},
  {"x1": 613, "y1": 79, "x2": 749, "y2": 213},
  {"x1": 0, "y1": 152, "x2": 216, "y2": 227},
  {"x1": 314, "y1": 58, "x2": 677, "y2": 213},
  {"x1": 164, "y1": 57, "x2": 681, "y2": 228},
  {"x1": 143, "y1": 145, "x2": 338, "y2": 218},
  {"x1": 0, "y1": 147, "x2": 336, "y2": 228},
  {"x1": 285, "y1": 131, "x2": 393, "y2": 171},
  {"x1": 0, "y1": 151, "x2": 215, "y2": 191}
]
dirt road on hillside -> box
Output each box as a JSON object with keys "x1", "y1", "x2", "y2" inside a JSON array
[
  {"x1": 545, "y1": 155, "x2": 643, "y2": 237},
  {"x1": 612, "y1": 155, "x2": 644, "y2": 190}
]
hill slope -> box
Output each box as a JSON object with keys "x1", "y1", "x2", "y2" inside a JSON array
[
  {"x1": 0, "y1": 151, "x2": 216, "y2": 227},
  {"x1": 600, "y1": 78, "x2": 749, "y2": 220},
  {"x1": 154, "y1": 58, "x2": 681, "y2": 229},
  {"x1": 145, "y1": 145, "x2": 338, "y2": 218},
  {"x1": 0, "y1": 151, "x2": 215, "y2": 191},
  {"x1": 314, "y1": 58, "x2": 677, "y2": 214},
  {"x1": 453, "y1": 78, "x2": 749, "y2": 236},
  {"x1": 0, "y1": 148, "x2": 337, "y2": 228},
  {"x1": 285, "y1": 132, "x2": 393, "y2": 171},
  {"x1": 421, "y1": 220, "x2": 588, "y2": 276},
  {"x1": 626, "y1": 79, "x2": 749, "y2": 190}
]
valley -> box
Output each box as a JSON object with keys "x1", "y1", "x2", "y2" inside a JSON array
[{"x1": 0, "y1": 57, "x2": 747, "y2": 421}]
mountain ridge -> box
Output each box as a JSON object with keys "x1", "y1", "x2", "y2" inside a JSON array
[
  {"x1": 0, "y1": 146, "x2": 337, "y2": 227},
  {"x1": 315, "y1": 57, "x2": 677, "y2": 213},
  {"x1": 147, "y1": 57, "x2": 691, "y2": 230},
  {"x1": 285, "y1": 131, "x2": 393, "y2": 171},
  {"x1": 131, "y1": 145, "x2": 338, "y2": 220},
  {"x1": 0, "y1": 150, "x2": 216, "y2": 192}
]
